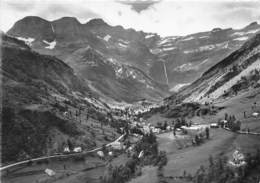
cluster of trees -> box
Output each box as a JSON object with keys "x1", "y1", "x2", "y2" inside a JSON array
[
  {"x1": 191, "y1": 149, "x2": 260, "y2": 183},
  {"x1": 156, "y1": 121, "x2": 169, "y2": 130},
  {"x1": 222, "y1": 113, "x2": 241, "y2": 132},
  {"x1": 101, "y1": 133, "x2": 168, "y2": 183},
  {"x1": 2, "y1": 106, "x2": 83, "y2": 163},
  {"x1": 192, "y1": 127, "x2": 210, "y2": 146},
  {"x1": 164, "y1": 103, "x2": 200, "y2": 118},
  {"x1": 102, "y1": 158, "x2": 140, "y2": 183}
]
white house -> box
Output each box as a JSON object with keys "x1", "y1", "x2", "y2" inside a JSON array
[
  {"x1": 252, "y1": 112, "x2": 259, "y2": 117},
  {"x1": 110, "y1": 141, "x2": 123, "y2": 150},
  {"x1": 64, "y1": 147, "x2": 70, "y2": 153},
  {"x1": 97, "y1": 151, "x2": 104, "y2": 158},
  {"x1": 45, "y1": 168, "x2": 56, "y2": 176},
  {"x1": 73, "y1": 147, "x2": 82, "y2": 153}
]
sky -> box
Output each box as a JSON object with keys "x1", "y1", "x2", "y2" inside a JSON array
[{"x1": 1, "y1": 0, "x2": 260, "y2": 36}]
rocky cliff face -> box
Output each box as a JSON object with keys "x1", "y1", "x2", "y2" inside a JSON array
[
  {"x1": 7, "y1": 16, "x2": 169, "y2": 103},
  {"x1": 7, "y1": 16, "x2": 260, "y2": 98},
  {"x1": 166, "y1": 33, "x2": 260, "y2": 104}
]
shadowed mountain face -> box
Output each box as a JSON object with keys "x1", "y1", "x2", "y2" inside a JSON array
[
  {"x1": 7, "y1": 16, "x2": 260, "y2": 95},
  {"x1": 166, "y1": 32, "x2": 260, "y2": 104},
  {"x1": 1, "y1": 33, "x2": 117, "y2": 163},
  {"x1": 7, "y1": 16, "x2": 169, "y2": 103}
]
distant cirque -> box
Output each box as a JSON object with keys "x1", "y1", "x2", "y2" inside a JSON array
[{"x1": 7, "y1": 16, "x2": 260, "y2": 93}]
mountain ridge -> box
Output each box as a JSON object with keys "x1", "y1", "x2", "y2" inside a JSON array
[
  {"x1": 166, "y1": 32, "x2": 260, "y2": 104},
  {"x1": 7, "y1": 16, "x2": 260, "y2": 102}
]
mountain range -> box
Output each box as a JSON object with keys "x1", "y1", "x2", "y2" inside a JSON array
[
  {"x1": 2, "y1": 15, "x2": 260, "y2": 165},
  {"x1": 165, "y1": 32, "x2": 260, "y2": 104},
  {"x1": 7, "y1": 16, "x2": 260, "y2": 96}
]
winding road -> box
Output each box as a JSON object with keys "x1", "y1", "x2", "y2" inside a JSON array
[{"x1": 0, "y1": 134, "x2": 125, "y2": 172}]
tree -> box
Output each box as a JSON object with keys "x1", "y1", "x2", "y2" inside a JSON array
[
  {"x1": 163, "y1": 121, "x2": 168, "y2": 130},
  {"x1": 67, "y1": 139, "x2": 73, "y2": 151},
  {"x1": 205, "y1": 127, "x2": 210, "y2": 139},
  {"x1": 195, "y1": 135, "x2": 200, "y2": 145},
  {"x1": 225, "y1": 113, "x2": 228, "y2": 120}
]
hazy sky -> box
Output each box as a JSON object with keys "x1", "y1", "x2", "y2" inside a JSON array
[{"x1": 1, "y1": 0, "x2": 260, "y2": 36}]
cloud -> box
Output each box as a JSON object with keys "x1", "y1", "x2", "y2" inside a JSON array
[
  {"x1": 5, "y1": 1, "x2": 36, "y2": 11},
  {"x1": 116, "y1": 0, "x2": 161, "y2": 13},
  {"x1": 36, "y1": 3, "x2": 101, "y2": 21},
  {"x1": 1, "y1": 0, "x2": 260, "y2": 36}
]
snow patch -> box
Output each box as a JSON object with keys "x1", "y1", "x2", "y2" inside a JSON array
[
  {"x1": 104, "y1": 35, "x2": 111, "y2": 42},
  {"x1": 43, "y1": 40, "x2": 56, "y2": 49},
  {"x1": 175, "y1": 63, "x2": 196, "y2": 72},
  {"x1": 159, "y1": 39, "x2": 170, "y2": 45},
  {"x1": 159, "y1": 36, "x2": 178, "y2": 45},
  {"x1": 119, "y1": 39, "x2": 129, "y2": 44},
  {"x1": 161, "y1": 42, "x2": 175, "y2": 47},
  {"x1": 232, "y1": 29, "x2": 260, "y2": 37},
  {"x1": 150, "y1": 48, "x2": 161, "y2": 54},
  {"x1": 247, "y1": 28, "x2": 260, "y2": 34},
  {"x1": 181, "y1": 36, "x2": 194, "y2": 41},
  {"x1": 232, "y1": 32, "x2": 245, "y2": 36},
  {"x1": 199, "y1": 36, "x2": 209, "y2": 39},
  {"x1": 162, "y1": 47, "x2": 176, "y2": 51},
  {"x1": 97, "y1": 35, "x2": 103, "y2": 39},
  {"x1": 175, "y1": 60, "x2": 208, "y2": 72},
  {"x1": 183, "y1": 42, "x2": 228, "y2": 54},
  {"x1": 145, "y1": 34, "x2": 155, "y2": 39},
  {"x1": 233, "y1": 36, "x2": 249, "y2": 41},
  {"x1": 118, "y1": 42, "x2": 127, "y2": 48},
  {"x1": 170, "y1": 83, "x2": 190, "y2": 92},
  {"x1": 16, "y1": 37, "x2": 35, "y2": 46}
]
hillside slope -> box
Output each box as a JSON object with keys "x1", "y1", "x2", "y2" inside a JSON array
[
  {"x1": 170, "y1": 32, "x2": 260, "y2": 104},
  {"x1": 1, "y1": 34, "x2": 119, "y2": 163}
]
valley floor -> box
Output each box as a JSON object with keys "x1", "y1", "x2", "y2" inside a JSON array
[
  {"x1": 129, "y1": 88, "x2": 260, "y2": 183},
  {"x1": 2, "y1": 89, "x2": 260, "y2": 183}
]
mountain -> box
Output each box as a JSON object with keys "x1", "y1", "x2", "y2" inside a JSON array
[
  {"x1": 7, "y1": 16, "x2": 260, "y2": 95},
  {"x1": 167, "y1": 32, "x2": 260, "y2": 104},
  {"x1": 150, "y1": 22, "x2": 260, "y2": 89},
  {"x1": 7, "y1": 16, "x2": 169, "y2": 103},
  {"x1": 1, "y1": 33, "x2": 119, "y2": 163}
]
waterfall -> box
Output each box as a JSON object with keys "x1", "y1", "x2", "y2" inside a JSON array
[
  {"x1": 51, "y1": 23, "x2": 55, "y2": 33},
  {"x1": 162, "y1": 60, "x2": 169, "y2": 85}
]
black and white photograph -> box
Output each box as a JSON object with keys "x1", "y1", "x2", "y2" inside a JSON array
[{"x1": 1, "y1": 0, "x2": 260, "y2": 182}]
